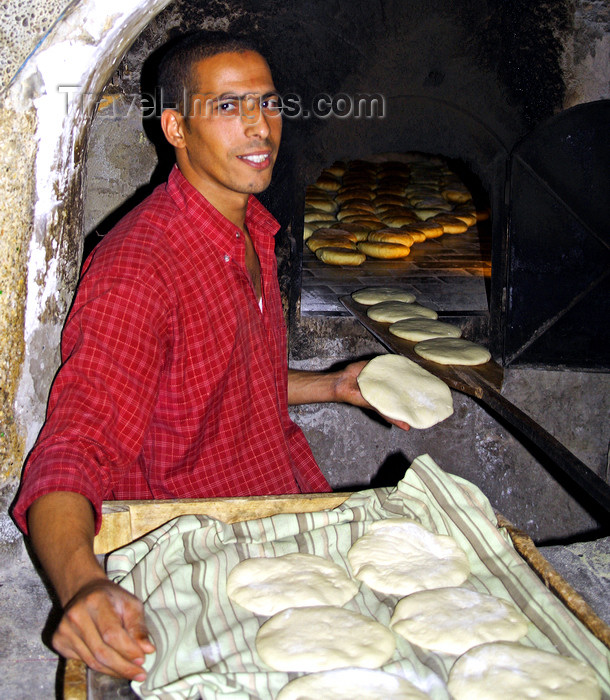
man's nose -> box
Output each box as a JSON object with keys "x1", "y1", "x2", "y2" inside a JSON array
[{"x1": 242, "y1": 98, "x2": 270, "y2": 139}]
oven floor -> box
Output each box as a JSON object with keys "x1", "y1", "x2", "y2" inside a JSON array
[{"x1": 300, "y1": 224, "x2": 491, "y2": 316}]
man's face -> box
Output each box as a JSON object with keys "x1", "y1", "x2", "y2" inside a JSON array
[{"x1": 174, "y1": 50, "x2": 282, "y2": 205}]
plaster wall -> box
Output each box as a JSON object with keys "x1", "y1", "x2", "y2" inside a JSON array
[
  {"x1": 0, "y1": 0, "x2": 173, "y2": 544},
  {"x1": 563, "y1": 1, "x2": 610, "y2": 106}
]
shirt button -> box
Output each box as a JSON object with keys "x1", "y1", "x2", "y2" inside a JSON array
[
  {"x1": 224, "y1": 254, "x2": 230, "y2": 262},
  {"x1": 236, "y1": 232, "x2": 241, "y2": 239}
]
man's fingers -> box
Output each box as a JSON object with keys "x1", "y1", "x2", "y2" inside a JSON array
[
  {"x1": 52, "y1": 581, "x2": 153, "y2": 680},
  {"x1": 53, "y1": 615, "x2": 147, "y2": 680},
  {"x1": 119, "y1": 600, "x2": 155, "y2": 653},
  {"x1": 383, "y1": 415, "x2": 411, "y2": 431}
]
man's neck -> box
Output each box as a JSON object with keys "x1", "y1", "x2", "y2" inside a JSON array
[
  {"x1": 176, "y1": 162, "x2": 250, "y2": 231},
  {"x1": 201, "y1": 185, "x2": 250, "y2": 231}
]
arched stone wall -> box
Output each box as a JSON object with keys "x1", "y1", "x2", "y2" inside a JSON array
[{"x1": 0, "y1": 0, "x2": 172, "y2": 525}]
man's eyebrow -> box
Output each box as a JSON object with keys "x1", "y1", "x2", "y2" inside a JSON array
[{"x1": 210, "y1": 90, "x2": 280, "y2": 101}]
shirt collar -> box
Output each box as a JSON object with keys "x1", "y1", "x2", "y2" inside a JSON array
[{"x1": 166, "y1": 165, "x2": 280, "y2": 246}]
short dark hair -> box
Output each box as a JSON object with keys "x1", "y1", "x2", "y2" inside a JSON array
[{"x1": 157, "y1": 31, "x2": 261, "y2": 113}]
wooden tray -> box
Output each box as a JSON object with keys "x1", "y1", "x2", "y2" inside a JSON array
[
  {"x1": 63, "y1": 494, "x2": 610, "y2": 699},
  {"x1": 340, "y1": 294, "x2": 610, "y2": 515}
]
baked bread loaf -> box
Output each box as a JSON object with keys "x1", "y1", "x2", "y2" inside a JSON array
[
  {"x1": 357, "y1": 241, "x2": 411, "y2": 259},
  {"x1": 368, "y1": 230, "x2": 415, "y2": 247},
  {"x1": 315, "y1": 247, "x2": 366, "y2": 266},
  {"x1": 432, "y1": 214, "x2": 469, "y2": 233}
]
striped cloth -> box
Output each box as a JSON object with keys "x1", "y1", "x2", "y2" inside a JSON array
[{"x1": 107, "y1": 454, "x2": 610, "y2": 699}]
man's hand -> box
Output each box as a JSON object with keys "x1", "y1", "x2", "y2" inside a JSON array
[
  {"x1": 27, "y1": 491, "x2": 155, "y2": 680},
  {"x1": 332, "y1": 360, "x2": 411, "y2": 431},
  {"x1": 53, "y1": 579, "x2": 155, "y2": 681},
  {"x1": 287, "y1": 360, "x2": 410, "y2": 430}
]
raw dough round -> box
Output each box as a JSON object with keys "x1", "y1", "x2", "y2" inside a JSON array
[
  {"x1": 367, "y1": 301, "x2": 438, "y2": 323},
  {"x1": 356, "y1": 354, "x2": 453, "y2": 429},
  {"x1": 276, "y1": 668, "x2": 429, "y2": 700},
  {"x1": 390, "y1": 587, "x2": 529, "y2": 655},
  {"x1": 414, "y1": 337, "x2": 491, "y2": 365},
  {"x1": 413, "y1": 208, "x2": 443, "y2": 221},
  {"x1": 255, "y1": 606, "x2": 396, "y2": 672},
  {"x1": 227, "y1": 553, "x2": 359, "y2": 617},
  {"x1": 347, "y1": 518, "x2": 469, "y2": 596},
  {"x1": 389, "y1": 318, "x2": 462, "y2": 342},
  {"x1": 448, "y1": 642, "x2": 601, "y2": 700},
  {"x1": 351, "y1": 287, "x2": 416, "y2": 305}
]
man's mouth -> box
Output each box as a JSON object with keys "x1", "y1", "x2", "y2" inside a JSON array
[{"x1": 238, "y1": 152, "x2": 272, "y2": 168}]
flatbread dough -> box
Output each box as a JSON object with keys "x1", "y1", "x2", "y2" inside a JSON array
[
  {"x1": 447, "y1": 642, "x2": 601, "y2": 700},
  {"x1": 255, "y1": 606, "x2": 396, "y2": 672},
  {"x1": 390, "y1": 587, "x2": 529, "y2": 655},
  {"x1": 367, "y1": 301, "x2": 438, "y2": 323},
  {"x1": 356, "y1": 354, "x2": 453, "y2": 429},
  {"x1": 389, "y1": 318, "x2": 462, "y2": 342},
  {"x1": 227, "y1": 553, "x2": 359, "y2": 616},
  {"x1": 414, "y1": 337, "x2": 491, "y2": 365},
  {"x1": 276, "y1": 668, "x2": 430, "y2": 700},
  {"x1": 347, "y1": 518, "x2": 470, "y2": 596},
  {"x1": 351, "y1": 287, "x2": 416, "y2": 305}
]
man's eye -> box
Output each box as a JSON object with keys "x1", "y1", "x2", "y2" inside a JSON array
[
  {"x1": 262, "y1": 97, "x2": 281, "y2": 114},
  {"x1": 219, "y1": 100, "x2": 239, "y2": 113}
]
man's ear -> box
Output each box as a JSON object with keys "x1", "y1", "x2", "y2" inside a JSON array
[{"x1": 161, "y1": 109, "x2": 186, "y2": 149}]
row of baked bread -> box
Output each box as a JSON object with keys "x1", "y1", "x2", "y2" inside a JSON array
[{"x1": 304, "y1": 156, "x2": 480, "y2": 265}]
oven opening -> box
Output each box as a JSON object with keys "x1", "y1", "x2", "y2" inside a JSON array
[{"x1": 300, "y1": 152, "x2": 492, "y2": 341}]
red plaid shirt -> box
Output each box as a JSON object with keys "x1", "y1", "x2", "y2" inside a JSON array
[{"x1": 13, "y1": 166, "x2": 329, "y2": 534}]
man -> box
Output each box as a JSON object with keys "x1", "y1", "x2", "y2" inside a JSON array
[{"x1": 13, "y1": 32, "x2": 408, "y2": 681}]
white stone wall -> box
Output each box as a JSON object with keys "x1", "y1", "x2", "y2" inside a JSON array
[{"x1": 0, "y1": 0, "x2": 172, "y2": 537}]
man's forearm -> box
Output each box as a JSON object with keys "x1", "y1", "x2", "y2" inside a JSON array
[
  {"x1": 287, "y1": 362, "x2": 411, "y2": 431},
  {"x1": 287, "y1": 362, "x2": 369, "y2": 407},
  {"x1": 287, "y1": 369, "x2": 342, "y2": 405},
  {"x1": 27, "y1": 491, "x2": 107, "y2": 605},
  {"x1": 27, "y1": 491, "x2": 154, "y2": 680}
]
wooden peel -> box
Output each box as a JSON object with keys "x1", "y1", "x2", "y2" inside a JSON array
[
  {"x1": 340, "y1": 294, "x2": 504, "y2": 396},
  {"x1": 340, "y1": 295, "x2": 610, "y2": 515}
]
